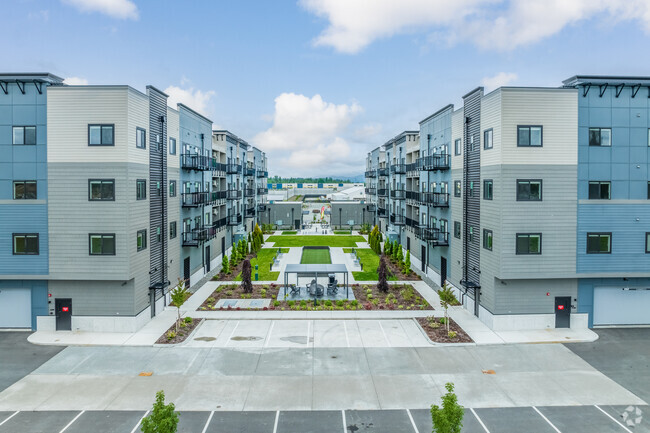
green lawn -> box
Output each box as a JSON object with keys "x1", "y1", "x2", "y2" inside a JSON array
[
  {"x1": 333, "y1": 230, "x2": 353, "y2": 235},
  {"x1": 300, "y1": 248, "x2": 331, "y2": 264},
  {"x1": 235, "y1": 248, "x2": 289, "y2": 281},
  {"x1": 281, "y1": 231, "x2": 298, "y2": 235},
  {"x1": 266, "y1": 235, "x2": 365, "y2": 247},
  {"x1": 351, "y1": 248, "x2": 398, "y2": 281}
]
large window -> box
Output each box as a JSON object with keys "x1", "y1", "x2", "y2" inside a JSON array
[
  {"x1": 588, "y1": 181, "x2": 611, "y2": 200},
  {"x1": 12, "y1": 126, "x2": 36, "y2": 145},
  {"x1": 13, "y1": 234, "x2": 39, "y2": 255},
  {"x1": 517, "y1": 126, "x2": 543, "y2": 147},
  {"x1": 170, "y1": 221, "x2": 177, "y2": 239},
  {"x1": 88, "y1": 124, "x2": 114, "y2": 146},
  {"x1": 587, "y1": 233, "x2": 611, "y2": 254},
  {"x1": 136, "y1": 179, "x2": 147, "y2": 200},
  {"x1": 589, "y1": 128, "x2": 611, "y2": 147},
  {"x1": 88, "y1": 179, "x2": 115, "y2": 201},
  {"x1": 517, "y1": 180, "x2": 542, "y2": 201},
  {"x1": 89, "y1": 234, "x2": 116, "y2": 255},
  {"x1": 483, "y1": 129, "x2": 493, "y2": 150},
  {"x1": 454, "y1": 180, "x2": 461, "y2": 197},
  {"x1": 137, "y1": 230, "x2": 147, "y2": 251},
  {"x1": 13, "y1": 181, "x2": 37, "y2": 199},
  {"x1": 136, "y1": 127, "x2": 146, "y2": 149},
  {"x1": 454, "y1": 221, "x2": 461, "y2": 239},
  {"x1": 454, "y1": 138, "x2": 461, "y2": 156},
  {"x1": 516, "y1": 233, "x2": 541, "y2": 255},
  {"x1": 483, "y1": 229, "x2": 493, "y2": 250},
  {"x1": 169, "y1": 180, "x2": 176, "y2": 197},
  {"x1": 483, "y1": 179, "x2": 493, "y2": 200},
  {"x1": 169, "y1": 138, "x2": 177, "y2": 155}
]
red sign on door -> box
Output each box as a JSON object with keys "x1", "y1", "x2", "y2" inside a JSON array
[
  {"x1": 557, "y1": 305, "x2": 564, "y2": 310},
  {"x1": 62, "y1": 307, "x2": 69, "y2": 312}
]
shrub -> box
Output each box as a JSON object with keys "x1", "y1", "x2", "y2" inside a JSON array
[
  {"x1": 221, "y1": 254, "x2": 230, "y2": 274},
  {"x1": 430, "y1": 382, "x2": 464, "y2": 433},
  {"x1": 336, "y1": 299, "x2": 344, "y2": 307},
  {"x1": 166, "y1": 331, "x2": 176, "y2": 340},
  {"x1": 207, "y1": 297, "x2": 215, "y2": 304},
  {"x1": 377, "y1": 256, "x2": 389, "y2": 293},
  {"x1": 170, "y1": 279, "x2": 189, "y2": 333},
  {"x1": 403, "y1": 250, "x2": 411, "y2": 274},
  {"x1": 438, "y1": 283, "x2": 457, "y2": 333},
  {"x1": 179, "y1": 322, "x2": 186, "y2": 328},
  {"x1": 324, "y1": 300, "x2": 332, "y2": 307},
  {"x1": 241, "y1": 259, "x2": 253, "y2": 293},
  {"x1": 439, "y1": 317, "x2": 447, "y2": 324},
  {"x1": 287, "y1": 300, "x2": 295, "y2": 307},
  {"x1": 184, "y1": 317, "x2": 192, "y2": 324},
  {"x1": 448, "y1": 331, "x2": 457, "y2": 339},
  {"x1": 260, "y1": 289, "x2": 267, "y2": 298},
  {"x1": 140, "y1": 390, "x2": 179, "y2": 433},
  {"x1": 273, "y1": 300, "x2": 280, "y2": 307}
]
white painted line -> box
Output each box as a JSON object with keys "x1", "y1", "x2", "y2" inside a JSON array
[
  {"x1": 200, "y1": 410, "x2": 214, "y2": 433},
  {"x1": 595, "y1": 405, "x2": 634, "y2": 433},
  {"x1": 273, "y1": 410, "x2": 280, "y2": 433},
  {"x1": 59, "y1": 410, "x2": 85, "y2": 433},
  {"x1": 307, "y1": 320, "x2": 312, "y2": 346},
  {"x1": 532, "y1": 406, "x2": 561, "y2": 433},
  {"x1": 224, "y1": 321, "x2": 240, "y2": 347},
  {"x1": 470, "y1": 408, "x2": 491, "y2": 433},
  {"x1": 341, "y1": 410, "x2": 347, "y2": 433},
  {"x1": 264, "y1": 321, "x2": 276, "y2": 348},
  {"x1": 406, "y1": 409, "x2": 420, "y2": 433},
  {"x1": 343, "y1": 321, "x2": 350, "y2": 347},
  {"x1": 0, "y1": 411, "x2": 19, "y2": 426},
  {"x1": 130, "y1": 410, "x2": 150, "y2": 433},
  {"x1": 378, "y1": 320, "x2": 391, "y2": 347}
]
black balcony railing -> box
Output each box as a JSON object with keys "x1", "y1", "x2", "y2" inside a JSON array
[
  {"x1": 227, "y1": 214, "x2": 242, "y2": 226},
  {"x1": 366, "y1": 203, "x2": 377, "y2": 212},
  {"x1": 226, "y1": 163, "x2": 242, "y2": 174},
  {"x1": 405, "y1": 191, "x2": 420, "y2": 202},
  {"x1": 419, "y1": 154, "x2": 450, "y2": 171},
  {"x1": 245, "y1": 206, "x2": 255, "y2": 217},
  {"x1": 377, "y1": 188, "x2": 388, "y2": 197},
  {"x1": 365, "y1": 170, "x2": 377, "y2": 178},
  {"x1": 211, "y1": 160, "x2": 226, "y2": 173},
  {"x1": 257, "y1": 203, "x2": 267, "y2": 212},
  {"x1": 257, "y1": 187, "x2": 268, "y2": 195},
  {"x1": 181, "y1": 192, "x2": 209, "y2": 207},
  {"x1": 226, "y1": 190, "x2": 242, "y2": 200},
  {"x1": 390, "y1": 214, "x2": 405, "y2": 225},
  {"x1": 378, "y1": 207, "x2": 387, "y2": 217},
  {"x1": 244, "y1": 188, "x2": 255, "y2": 197},
  {"x1": 182, "y1": 231, "x2": 199, "y2": 247},
  {"x1": 418, "y1": 227, "x2": 450, "y2": 246},
  {"x1": 377, "y1": 168, "x2": 388, "y2": 177},
  {"x1": 181, "y1": 154, "x2": 211, "y2": 171},
  {"x1": 244, "y1": 167, "x2": 255, "y2": 177},
  {"x1": 405, "y1": 217, "x2": 418, "y2": 228},
  {"x1": 391, "y1": 164, "x2": 406, "y2": 174},
  {"x1": 212, "y1": 217, "x2": 227, "y2": 230},
  {"x1": 406, "y1": 162, "x2": 419, "y2": 175},
  {"x1": 257, "y1": 170, "x2": 268, "y2": 178},
  {"x1": 365, "y1": 187, "x2": 377, "y2": 195},
  {"x1": 211, "y1": 190, "x2": 227, "y2": 201},
  {"x1": 419, "y1": 192, "x2": 450, "y2": 207},
  {"x1": 391, "y1": 189, "x2": 406, "y2": 200}
]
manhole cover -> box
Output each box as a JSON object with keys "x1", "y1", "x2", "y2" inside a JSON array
[
  {"x1": 231, "y1": 336, "x2": 262, "y2": 341},
  {"x1": 194, "y1": 337, "x2": 216, "y2": 342}
]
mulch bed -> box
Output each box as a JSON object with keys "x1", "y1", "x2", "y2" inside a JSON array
[
  {"x1": 350, "y1": 283, "x2": 432, "y2": 310},
  {"x1": 213, "y1": 253, "x2": 256, "y2": 281},
  {"x1": 199, "y1": 284, "x2": 279, "y2": 310},
  {"x1": 416, "y1": 316, "x2": 474, "y2": 343},
  {"x1": 382, "y1": 255, "x2": 421, "y2": 280},
  {"x1": 156, "y1": 318, "x2": 202, "y2": 344}
]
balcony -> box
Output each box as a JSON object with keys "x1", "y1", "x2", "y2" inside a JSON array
[
  {"x1": 390, "y1": 189, "x2": 406, "y2": 200},
  {"x1": 365, "y1": 170, "x2": 377, "y2": 178},
  {"x1": 226, "y1": 163, "x2": 242, "y2": 174},
  {"x1": 366, "y1": 203, "x2": 377, "y2": 212},
  {"x1": 378, "y1": 207, "x2": 387, "y2": 217},
  {"x1": 211, "y1": 190, "x2": 227, "y2": 201},
  {"x1": 212, "y1": 217, "x2": 227, "y2": 230},
  {"x1": 377, "y1": 168, "x2": 388, "y2": 177},
  {"x1": 418, "y1": 227, "x2": 450, "y2": 246},
  {"x1": 211, "y1": 160, "x2": 226, "y2": 173},
  {"x1": 244, "y1": 167, "x2": 255, "y2": 177},
  {"x1": 377, "y1": 188, "x2": 388, "y2": 197},
  {"x1": 406, "y1": 162, "x2": 419, "y2": 176},
  {"x1": 244, "y1": 188, "x2": 255, "y2": 198},
  {"x1": 365, "y1": 187, "x2": 377, "y2": 195},
  {"x1": 391, "y1": 164, "x2": 406, "y2": 174},
  {"x1": 245, "y1": 206, "x2": 256, "y2": 217},
  {"x1": 182, "y1": 227, "x2": 210, "y2": 247},
  {"x1": 181, "y1": 192, "x2": 209, "y2": 207},
  {"x1": 257, "y1": 187, "x2": 268, "y2": 195},
  {"x1": 390, "y1": 214, "x2": 405, "y2": 226},
  {"x1": 181, "y1": 154, "x2": 210, "y2": 171},
  {"x1": 227, "y1": 214, "x2": 242, "y2": 226},
  {"x1": 257, "y1": 170, "x2": 268, "y2": 178},
  {"x1": 419, "y1": 192, "x2": 450, "y2": 207},
  {"x1": 405, "y1": 217, "x2": 419, "y2": 228},
  {"x1": 257, "y1": 203, "x2": 267, "y2": 212},
  {"x1": 226, "y1": 190, "x2": 242, "y2": 200},
  {"x1": 405, "y1": 191, "x2": 420, "y2": 202},
  {"x1": 419, "y1": 154, "x2": 450, "y2": 171}
]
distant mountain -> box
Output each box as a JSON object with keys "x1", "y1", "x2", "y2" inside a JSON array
[{"x1": 267, "y1": 174, "x2": 365, "y2": 183}]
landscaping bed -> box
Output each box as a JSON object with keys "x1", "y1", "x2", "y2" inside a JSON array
[
  {"x1": 383, "y1": 254, "x2": 421, "y2": 280},
  {"x1": 350, "y1": 283, "x2": 431, "y2": 310},
  {"x1": 199, "y1": 283, "x2": 279, "y2": 310},
  {"x1": 156, "y1": 317, "x2": 202, "y2": 344},
  {"x1": 416, "y1": 316, "x2": 474, "y2": 343}
]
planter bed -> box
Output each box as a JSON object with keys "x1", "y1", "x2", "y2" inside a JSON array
[
  {"x1": 416, "y1": 316, "x2": 473, "y2": 343},
  {"x1": 156, "y1": 317, "x2": 202, "y2": 344},
  {"x1": 350, "y1": 283, "x2": 431, "y2": 310},
  {"x1": 383, "y1": 254, "x2": 421, "y2": 281},
  {"x1": 199, "y1": 283, "x2": 279, "y2": 310}
]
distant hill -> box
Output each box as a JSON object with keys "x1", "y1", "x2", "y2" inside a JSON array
[{"x1": 268, "y1": 174, "x2": 364, "y2": 183}]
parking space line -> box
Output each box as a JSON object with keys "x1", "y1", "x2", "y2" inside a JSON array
[
  {"x1": 343, "y1": 321, "x2": 350, "y2": 347},
  {"x1": 130, "y1": 410, "x2": 149, "y2": 433},
  {"x1": 224, "y1": 321, "x2": 240, "y2": 347},
  {"x1": 201, "y1": 411, "x2": 214, "y2": 433},
  {"x1": 594, "y1": 405, "x2": 634, "y2": 433},
  {"x1": 273, "y1": 410, "x2": 279, "y2": 433},
  {"x1": 264, "y1": 321, "x2": 275, "y2": 348},
  {"x1": 59, "y1": 410, "x2": 84, "y2": 433},
  {"x1": 378, "y1": 320, "x2": 391, "y2": 347},
  {"x1": 470, "y1": 408, "x2": 491, "y2": 433},
  {"x1": 406, "y1": 409, "x2": 420, "y2": 433},
  {"x1": 341, "y1": 410, "x2": 346, "y2": 433},
  {"x1": 532, "y1": 406, "x2": 562, "y2": 433},
  {"x1": 307, "y1": 320, "x2": 312, "y2": 346},
  {"x1": 0, "y1": 411, "x2": 18, "y2": 426}
]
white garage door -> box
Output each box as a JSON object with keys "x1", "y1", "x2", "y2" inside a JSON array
[
  {"x1": 593, "y1": 287, "x2": 650, "y2": 326},
  {"x1": 0, "y1": 288, "x2": 32, "y2": 328}
]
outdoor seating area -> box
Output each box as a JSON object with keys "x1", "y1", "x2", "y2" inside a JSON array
[{"x1": 281, "y1": 263, "x2": 353, "y2": 301}]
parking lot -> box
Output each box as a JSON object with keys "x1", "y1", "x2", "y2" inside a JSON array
[{"x1": 0, "y1": 332, "x2": 62, "y2": 393}]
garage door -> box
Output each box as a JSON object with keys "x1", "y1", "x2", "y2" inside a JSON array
[
  {"x1": 0, "y1": 288, "x2": 32, "y2": 328},
  {"x1": 593, "y1": 287, "x2": 650, "y2": 326}
]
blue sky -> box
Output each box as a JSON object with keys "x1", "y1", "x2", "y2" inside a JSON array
[{"x1": 4, "y1": 0, "x2": 650, "y2": 176}]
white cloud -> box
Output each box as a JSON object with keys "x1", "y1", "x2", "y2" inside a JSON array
[
  {"x1": 302, "y1": 0, "x2": 650, "y2": 53},
  {"x1": 163, "y1": 85, "x2": 216, "y2": 118},
  {"x1": 481, "y1": 72, "x2": 517, "y2": 91},
  {"x1": 63, "y1": 76, "x2": 89, "y2": 85},
  {"x1": 61, "y1": 0, "x2": 139, "y2": 20},
  {"x1": 253, "y1": 93, "x2": 363, "y2": 176}
]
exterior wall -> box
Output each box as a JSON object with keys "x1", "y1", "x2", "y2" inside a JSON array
[
  {"x1": 330, "y1": 202, "x2": 374, "y2": 228},
  {"x1": 166, "y1": 107, "x2": 181, "y2": 287},
  {"x1": 259, "y1": 203, "x2": 302, "y2": 229},
  {"x1": 449, "y1": 109, "x2": 465, "y2": 290}
]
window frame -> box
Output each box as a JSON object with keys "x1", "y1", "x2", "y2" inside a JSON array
[
  {"x1": 12, "y1": 126, "x2": 37, "y2": 145},
  {"x1": 646, "y1": 232, "x2": 650, "y2": 254},
  {"x1": 136, "y1": 127, "x2": 146, "y2": 149},
  {"x1": 13, "y1": 180, "x2": 37, "y2": 200},
  {"x1": 586, "y1": 232, "x2": 612, "y2": 254},
  {"x1": 454, "y1": 221, "x2": 461, "y2": 239},
  {"x1": 169, "y1": 137, "x2": 177, "y2": 155},
  {"x1": 516, "y1": 179, "x2": 543, "y2": 201},
  {"x1": 454, "y1": 138, "x2": 461, "y2": 156},
  {"x1": 454, "y1": 180, "x2": 461, "y2": 197},
  {"x1": 88, "y1": 124, "x2": 115, "y2": 146},
  {"x1": 483, "y1": 128, "x2": 493, "y2": 150},
  {"x1": 483, "y1": 229, "x2": 493, "y2": 251},
  {"x1": 588, "y1": 181, "x2": 611, "y2": 200},
  {"x1": 517, "y1": 125, "x2": 543, "y2": 147},
  {"x1": 589, "y1": 127, "x2": 612, "y2": 147},
  {"x1": 170, "y1": 221, "x2": 177, "y2": 239},
  {"x1": 89, "y1": 233, "x2": 116, "y2": 256},
  {"x1": 12, "y1": 233, "x2": 39, "y2": 255},
  {"x1": 516, "y1": 233, "x2": 542, "y2": 255},
  {"x1": 88, "y1": 179, "x2": 115, "y2": 201},
  {"x1": 483, "y1": 179, "x2": 493, "y2": 200},
  {"x1": 136, "y1": 229, "x2": 147, "y2": 252},
  {"x1": 136, "y1": 179, "x2": 147, "y2": 200},
  {"x1": 169, "y1": 180, "x2": 176, "y2": 197}
]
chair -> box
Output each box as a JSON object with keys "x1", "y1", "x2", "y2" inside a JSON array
[{"x1": 327, "y1": 274, "x2": 338, "y2": 295}]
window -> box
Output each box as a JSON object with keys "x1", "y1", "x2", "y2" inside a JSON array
[
  {"x1": 483, "y1": 129, "x2": 493, "y2": 150},
  {"x1": 169, "y1": 180, "x2": 176, "y2": 197},
  {"x1": 589, "y1": 128, "x2": 611, "y2": 147},
  {"x1": 13, "y1": 181, "x2": 37, "y2": 199},
  {"x1": 157, "y1": 181, "x2": 161, "y2": 196},
  {"x1": 454, "y1": 221, "x2": 461, "y2": 239},
  {"x1": 454, "y1": 139, "x2": 461, "y2": 156},
  {"x1": 588, "y1": 181, "x2": 611, "y2": 200},
  {"x1": 137, "y1": 230, "x2": 147, "y2": 251},
  {"x1": 516, "y1": 233, "x2": 542, "y2": 254},
  {"x1": 483, "y1": 179, "x2": 493, "y2": 200},
  {"x1": 12, "y1": 126, "x2": 36, "y2": 145},
  {"x1": 469, "y1": 181, "x2": 474, "y2": 197},
  {"x1": 483, "y1": 229, "x2": 493, "y2": 250},
  {"x1": 454, "y1": 180, "x2": 461, "y2": 197},
  {"x1": 88, "y1": 124, "x2": 114, "y2": 146},
  {"x1": 587, "y1": 233, "x2": 611, "y2": 254},
  {"x1": 517, "y1": 126, "x2": 543, "y2": 147},
  {"x1": 89, "y1": 234, "x2": 116, "y2": 255},
  {"x1": 646, "y1": 232, "x2": 650, "y2": 254},
  {"x1": 169, "y1": 138, "x2": 177, "y2": 155},
  {"x1": 136, "y1": 179, "x2": 147, "y2": 200},
  {"x1": 156, "y1": 226, "x2": 162, "y2": 243},
  {"x1": 468, "y1": 226, "x2": 474, "y2": 242},
  {"x1": 136, "y1": 127, "x2": 146, "y2": 149},
  {"x1": 12, "y1": 234, "x2": 39, "y2": 255},
  {"x1": 517, "y1": 180, "x2": 542, "y2": 201},
  {"x1": 648, "y1": 182, "x2": 650, "y2": 200},
  {"x1": 88, "y1": 179, "x2": 115, "y2": 201},
  {"x1": 170, "y1": 221, "x2": 177, "y2": 239}
]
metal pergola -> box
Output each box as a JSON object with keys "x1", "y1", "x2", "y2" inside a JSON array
[{"x1": 283, "y1": 264, "x2": 349, "y2": 298}]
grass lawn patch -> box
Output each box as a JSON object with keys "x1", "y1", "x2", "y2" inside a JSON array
[
  {"x1": 333, "y1": 230, "x2": 353, "y2": 235},
  {"x1": 342, "y1": 248, "x2": 353, "y2": 253},
  {"x1": 300, "y1": 248, "x2": 331, "y2": 264},
  {"x1": 351, "y1": 249, "x2": 397, "y2": 281},
  {"x1": 281, "y1": 231, "x2": 297, "y2": 235},
  {"x1": 266, "y1": 235, "x2": 365, "y2": 247},
  {"x1": 223, "y1": 248, "x2": 288, "y2": 281}
]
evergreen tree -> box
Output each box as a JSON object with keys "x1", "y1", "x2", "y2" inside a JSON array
[
  {"x1": 404, "y1": 250, "x2": 411, "y2": 274},
  {"x1": 392, "y1": 241, "x2": 399, "y2": 261},
  {"x1": 241, "y1": 259, "x2": 253, "y2": 293},
  {"x1": 384, "y1": 240, "x2": 392, "y2": 256},
  {"x1": 222, "y1": 254, "x2": 230, "y2": 274},
  {"x1": 377, "y1": 256, "x2": 389, "y2": 293},
  {"x1": 397, "y1": 245, "x2": 404, "y2": 266},
  {"x1": 230, "y1": 248, "x2": 238, "y2": 268}
]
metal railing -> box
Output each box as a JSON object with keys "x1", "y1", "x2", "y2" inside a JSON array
[
  {"x1": 226, "y1": 189, "x2": 242, "y2": 200},
  {"x1": 244, "y1": 188, "x2": 255, "y2": 197},
  {"x1": 243, "y1": 167, "x2": 255, "y2": 177},
  {"x1": 391, "y1": 164, "x2": 406, "y2": 174},
  {"x1": 366, "y1": 203, "x2": 377, "y2": 212},
  {"x1": 405, "y1": 191, "x2": 420, "y2": 202},
  {"x1": 226, "y1": 163, "x2": 242, "y2": 174},
  {"x1": 377, "y1": 168, "x2": 388, "y2": 177},
  {"x1": 245, "y1": 206, "x2": 255, "y2": 217},
  {"x1": 365, "y1": 187, "x2": 377, "y2": 195},
  {"x1": 227, "y1": 214, "x2": 242, "y2": 226},
  {"x1": 257, "y1": 187, "x2": 268, "y2": 195},
  {"x1": 181, "y1": 192, "x2": 208, "y2": 207},
  {"x1": 257, "y1": 170, "x2": 268, "y2": 178},
  {"x1": 378, "y1": 207, "x2": 387, "y2": 217},
  {"x1": 419, "y1": 154, "x2": 450, "y2": 171},
  {"x1": 390, "y1": 214, "x2": 405, "y2": 225},
  {"x1": 211, "y1": 160, "x2": 226, "y2": 173},
  {"x1": 211, "y1": 190, "x2": 227, "y2": 201},
  {"x1": 365, "y1": 170, "x2": 377, "y2": 178},
  {"x1": 257, "y1": 203, "x2": 267, "y2": 212},
  {"x1": 377, "y1": 188, "x2": 388, "y2": 197},
  {"x1": 405, "y1": 217, "x2": 419, "y2": 228},
  {"x1": 181, "y1": 154, "x2": 211, "y2": 171},
  {"x1": 418, "y1": 227, "x2": 449, "y2": 246},
  {"x1": 419, "y1": 192, "x2": 450, "y2": 207},
  {"x1": 390, "y1": 189, "x2": 406, "y2": 200}
]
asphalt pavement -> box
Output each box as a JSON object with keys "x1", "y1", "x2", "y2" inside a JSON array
[{"x1": 0, "y1": 332, "x2": 63, "y2": 393}]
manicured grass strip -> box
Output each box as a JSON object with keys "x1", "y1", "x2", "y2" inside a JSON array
[
  {"x1": 235, "y1": 248, "x2": 289, "y2": 281},
  {"x1": 300, "y1": 248, "x2": 331, "y2": 264},
  {"x1": 266, "y1": 235, "x2": 365, "y2": 247},
  {"x1": 351, "y1": 248, "x2": 398, "y2": 281},
  {"x1": 342, "y1": 248, "x2": 353, "y2": 253},
  {"x1": 333, "y1": 230, "x2": 353, "y2": 234},
  {"x1": 281, "y1": 231, "x2": 297, "y2": 235}
]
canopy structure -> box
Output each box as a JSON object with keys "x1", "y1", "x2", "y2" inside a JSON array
[{"x1": 283, "y1": 264, "x2": 349, "y2": 299}]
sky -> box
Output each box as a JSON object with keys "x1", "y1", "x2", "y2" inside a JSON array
[{"x1": 4, "y1": 0, "x2": 650, "y2": 177}]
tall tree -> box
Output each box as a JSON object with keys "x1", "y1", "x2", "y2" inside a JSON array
[
  {"x1": 241, "y1": 259, "x2": 253, "y2": 293},
  {"x1": 377, "y1": 256, "x2": 389, "y2": 293}
]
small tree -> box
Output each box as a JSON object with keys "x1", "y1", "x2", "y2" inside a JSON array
[
  {"x1": 170, "y1": 279, "x2": 189, "y2": 333},
  {"x1": 241, "y1": 259, "x2": 253, "y2": 293},
  {"x1": 230, "y1": 248, "x2": 238, "y2": 268},
  {"x1": 140, "y1": 390, "x2": 179, "y2": 433},
  {"x1": 397, "y1": 245, "x2": 404, "y2": 267},
  {"x1": 221, "y1": 254, "x2": 230, "y2": 274},
  {"x1": 438, "y1": 283, "x2": 457, "y2": 333},
  {"x1": 404, "y1": 250, "x2": 411, "y2": 274},
  {"x1": 248, "y1": 232, "x2": 252, "y2": 243},
  {"x1": 377, "y1": 256, "x2": 389, "y2": 293},
  {"x1": 384, "y1": 239, "x2": 391, "y2": 256},
  {"x1": 430, "y1": 382, "x2": 464, "y2": 433},
  {"x1": 392, "y1": 241, "x2": 399, "y2": 261}
]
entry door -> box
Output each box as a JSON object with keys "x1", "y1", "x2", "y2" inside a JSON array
[
  {"x1": 421, "y1": 245, "x2": 426, "y2": 272},
  {"x1": 55, "y1": 298, "x2": 72, "y2": 331},
  {"x1": 184, "y1": 257, "x2": 191, "y2": 288},
  {"x1": 205, "y1": 246, "x2": 211, "y2": 272},
  {"x1": 555, "y1": 296, "x2": 571, "y2": 328},
  {"x1": 221, "y1": 237, "x2": 226, "y2": 257},
  {"x1": 406, "y1": 237, "x2": 410, "y2": 251},
  {"x1": 440, "y1": 257, "x2": 447, "y2": 286}
]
